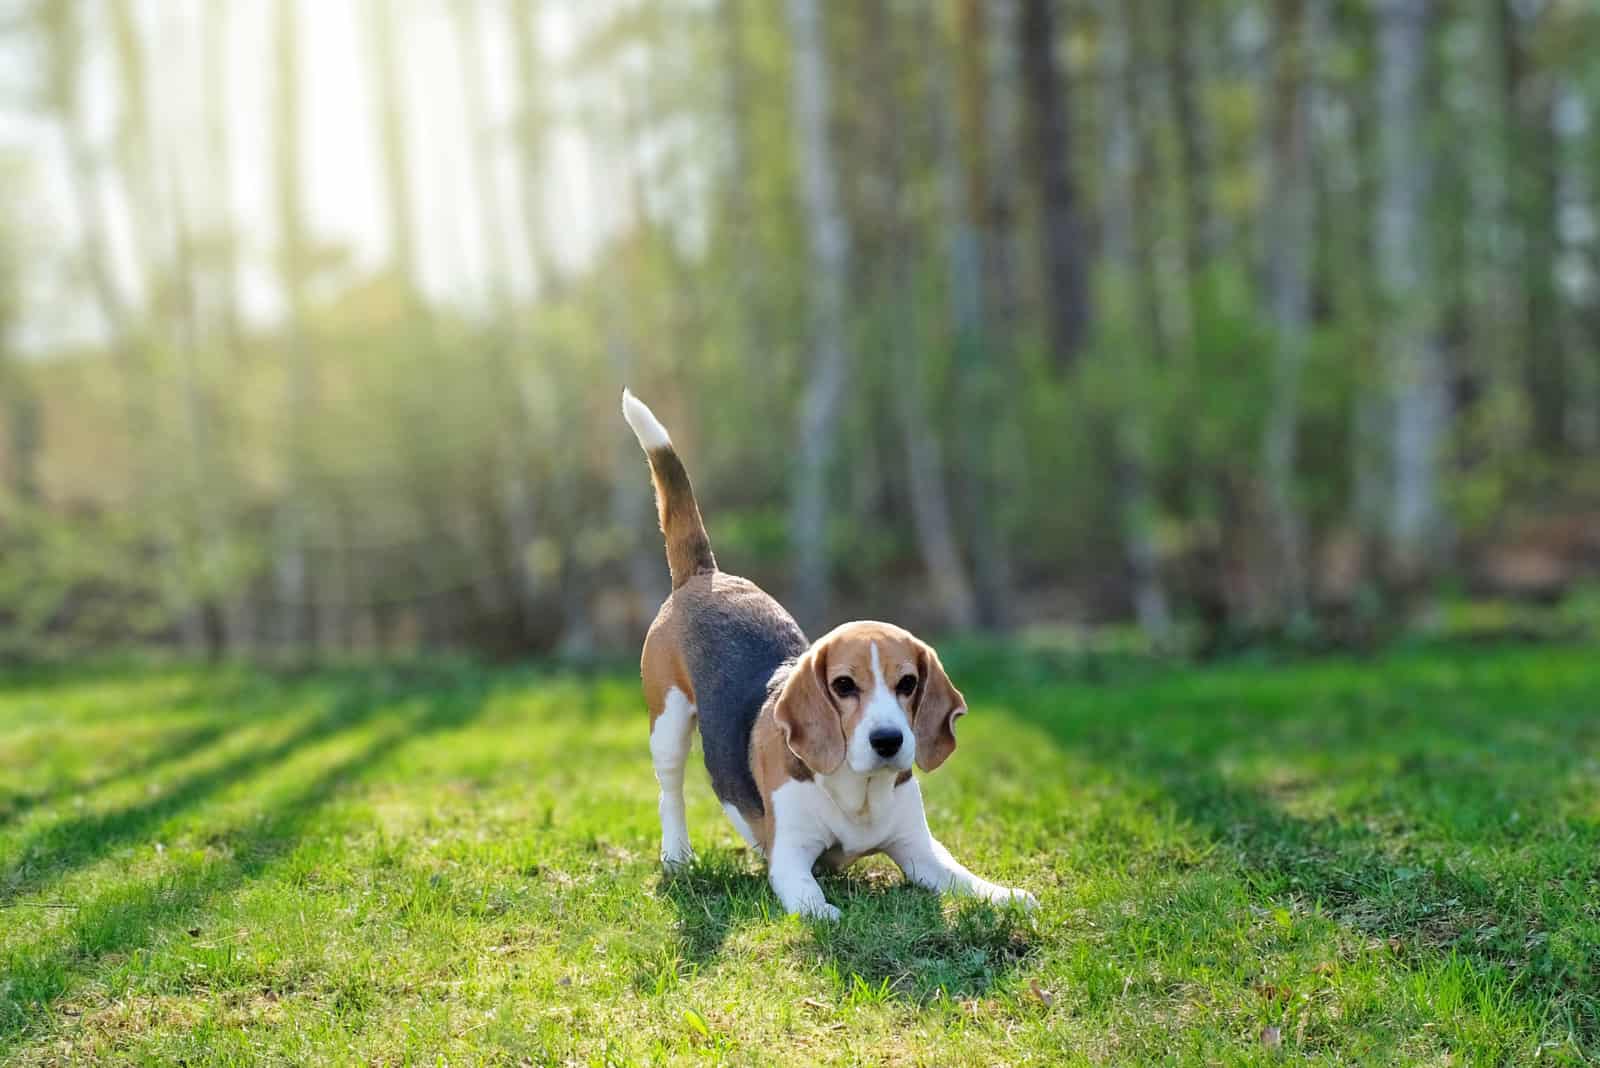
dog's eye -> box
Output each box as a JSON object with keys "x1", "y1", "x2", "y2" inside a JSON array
[
  {"x1": 830, "y1": 676, "x2": 858, "y2": 699},
  {"x1": 895, "y1": 674, "x2": 918, "y2": 697}
]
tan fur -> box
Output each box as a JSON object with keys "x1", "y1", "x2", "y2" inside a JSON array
[
  {"x1": 642, "y1": 445, "x2": 716, "y2": 590},
  {"x1": 640, "y1": 594, "x2": 694, "y2": 726},
  {"x1": 770, "y1": 643, "x2": 852, "y2": 776},
  {"x1": 908, "y1": 639, "x2": 964, "y2": 773},
  {"x1": 748, "y1": 711, "x2": 800, "y2": 853},
  {"x1": 748, "y1": 621, "x2": 962, "y2": 854}
]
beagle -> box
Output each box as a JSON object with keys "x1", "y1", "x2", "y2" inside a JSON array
[{"x1": 622, "y1": 389, "x2": 1036, "y2": 921}]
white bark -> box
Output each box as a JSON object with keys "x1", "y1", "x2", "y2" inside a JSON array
[
  {"x1": 890, "y1": 1, "x2": 977, "y2": 632},
  {"x1": 1099, "y1": 0, "x2": 1173, "y2": 646},
  {"x1": 273, "y1": 0, "x2": 315, "y2": 651},
  {"x1": 785, "y1": 0, "x2": 852, "y2": 630},
  {"x1": 1261, "y1": 0, "x2": 1324, "y2": 622},
  {"x1": 1376, "y1": 0, "x2": 1447, "y2": 578}
]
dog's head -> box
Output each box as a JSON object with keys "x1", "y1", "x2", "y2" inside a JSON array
[{"x1": 773, "y1": 621, "x2": 966, "y2": 777}]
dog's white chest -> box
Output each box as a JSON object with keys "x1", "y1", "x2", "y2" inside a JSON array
[{"x1": 772, "y1": 773, "x2": 917, "y2": 858}]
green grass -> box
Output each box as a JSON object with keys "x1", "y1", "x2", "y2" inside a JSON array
[{"x1": 1, "y1": 644, "x2": 1597, "y2": 1065}]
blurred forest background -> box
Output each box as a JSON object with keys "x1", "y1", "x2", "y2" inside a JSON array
[{"x1": 1, "y1": 0, "x2": 1598, "y2": 662}]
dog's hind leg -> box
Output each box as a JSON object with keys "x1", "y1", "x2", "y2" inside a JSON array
[{"x1": 650, "y1": 687, "x2": 697, "y2": 868}]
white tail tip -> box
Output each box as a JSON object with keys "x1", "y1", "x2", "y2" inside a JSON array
[{"x1": 621, "y1": 388, "x2": 671, "y2": 451}]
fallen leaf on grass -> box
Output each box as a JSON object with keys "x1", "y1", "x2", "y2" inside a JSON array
[{"x1": 1029, "y1": 979, "x2": 1054, "y2": 1008}]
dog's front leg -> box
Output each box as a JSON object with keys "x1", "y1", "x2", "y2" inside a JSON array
[
  {"x1": 768, "y1": 808, "x2": 844, "y2": 920},
  {"x1": 768, "y1": 835, "x2": 839, "y2": 921},
  {"x1": 886, "y1": 785, "x2": 1036, "y2": 910}
]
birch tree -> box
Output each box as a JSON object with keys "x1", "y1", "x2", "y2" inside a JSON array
[
  {"x1": 1260, "y1": 0, "x2": 1322, "y2": 622},
  {"x1": 785, "y1": 0, "x2": 852, "y2": 630},
  {"x1": 1099, "y1": 0, "x2": 1172, "y2": 645},
  {"x1": 945, "y1": 0, "x2": 1023, "y2": 628},
  {"x1": 1376, "y1": 0, "x2": 1447, "y2": 581},
  {"x1": 1164, "y1": 0, "x2": 1217, "y2": 283},
  {"x1": 1018, "y1": 0, "x2": 1090, "y2": 369},
  {"x1": 0, "y1": 206, "x2": 36, "y2": 502},
  {"x1": 369, "y1": 0, "x2": 418, "y2": 294},
  {"x1": 1497, "y1": 0, "x2": 1565, "y2": 455},
  {"x1": 876, "y1": 0, "x2": 977, "y2": 631},
  {"x1": 273, "y1": 0, "x2": 316, "y2": 650}
]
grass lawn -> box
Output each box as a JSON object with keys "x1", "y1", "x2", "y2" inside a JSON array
[{"x1": 1, "y1": 643, "x2": 1597, "y2": 1065}]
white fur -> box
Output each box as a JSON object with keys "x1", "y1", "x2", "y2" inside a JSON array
[
  {"x1": 722, "y1": 802, "x2": 761, "y2": 854},
  {"x1": 650, "y1": 687, "x2": 696, "y2": 867},
  {"x1": 844, "y1": 642, "x2": 916, "y2": 774},
  {"x1": 767, "y1": 771, "x2": 1037, "y2": 921},
  {"x1": 621, "y1": 388, "x2": 672, "y2": 452}
]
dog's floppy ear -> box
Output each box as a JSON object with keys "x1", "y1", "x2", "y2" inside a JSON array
[
  {"x1": 912, "y1": 640, "x2": 966, "y2": 772},
  {"x1": 773, "y1": 641, "x2": 847, "y2": 775}
]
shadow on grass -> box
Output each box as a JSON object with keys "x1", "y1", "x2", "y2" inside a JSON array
[
  {"x1": 997, "y1": 661, "x2": 1600, "y2": 1049},
  {"x1": 0, "y1": 680, "x2": 396, "y2": 907},
  {"x1": 0, "y1": 677, "x2": 494, "y2": 1057},
  {"x1": 0, "y1": 720, "x2": 232, "y2": 833},
  {"x1": 657, "y1": 851, "x2": 1034, "y2": 1000}
]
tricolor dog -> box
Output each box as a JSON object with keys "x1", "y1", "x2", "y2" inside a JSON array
[{"x1": 622, "y1": 389, "x2": 1036, "y2": 921}]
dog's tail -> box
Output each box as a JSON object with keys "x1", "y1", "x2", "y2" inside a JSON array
[{"x1": 621, "y1": 389, "x2": 717, "y2": 590}]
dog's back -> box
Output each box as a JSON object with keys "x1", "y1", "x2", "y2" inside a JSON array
[
  {"x1": 651, "y1": 574, "x2": 805, "y2": 815},
  {"x1": 624, "y1": 390, "x2": 806, "y2": 820}
]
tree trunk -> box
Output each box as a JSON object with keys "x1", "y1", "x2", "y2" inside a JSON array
[
  {"x1": 717, "y1": 0, "x2": 773, "y2": 368},
  {"x1": 1018, "y1": 0, "x2": 1090, "y2": 370},
  {"x1": 507, "y1": 0, "x2": 562, "y2": 298},
  {"x1": 1099, "y1": 0, "x2": 1173, "y2": 646},
  {"x1": 1260, "y1": 0, "x2": 1320, "y2": 623},
  {"x1": 942, "y1": 0, "x2": 1022, "y2": 629},
  {"x1": 42, "y1": 5, "x2": 139, "y2": 436},
  {"x1": 106, "y1": 0, "x2": 158, "y2": 292},
  {"x1": 785, "y1": 0, "x2": 853, "y2": 631},
  {"x1": 877, "y1": 0, "x2": 977, "y2": 633},
  {"x1": 449, "y1": 0, "x2": 547, "y2": 643},
  {"x1": 200, "y1": 1, "x2": 242, "y2": 353},
  {"x1": 0, "y1": 158, "x2": 36, "y2": 501},
  {"x1": 1497, "y1": 0, "x2": 1565, "y2": 455},
  {"x1": 170, "y1": 181, "x2": 232, "y2": 660},
  {"x1": 1554, "y1": 81, "x2": 1598, "y2": 453},
  {"x1": 0, "y1": 283, "x2": 38, "y2": 501},
  {"x1": 1164, "y1": 0, "x2": 1216, "y2": 283},
  {"x1": 1376, "y1": 0, "x2": 1447, "y2": 583},
  {"x1": 448, "y1": 0, "x2": 513, "y2": 309},
  {"x1": 369, "y1": 0, "x2": 418, "y2": 293},
  {"x1": 199, "y1": 1, "x2": 252, "y2": 651},
  {"x1": 273, "y1": 0, "x2": 316, "y2": 653}
]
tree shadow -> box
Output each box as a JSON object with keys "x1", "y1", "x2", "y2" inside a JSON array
[
  {"x1": 0, "y1": 678, "x2": 494, "y2": 1057},
  {"x1": 657, "y1": 852, "x2": 1035, "y2": 1000},
  {"x1": 996, "y1": 663, "x2": 1600, "y2": 1048},
  {"x1": 0, "y1": 679, "x2": 396, "y2": 907},
  {"x1": 0, "y1": 720, "x2": 231, "y2": 832}
]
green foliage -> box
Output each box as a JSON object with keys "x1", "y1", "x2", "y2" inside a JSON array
[{"x1": 3, "y1": 1, "x2": 1600, "y2": 658}]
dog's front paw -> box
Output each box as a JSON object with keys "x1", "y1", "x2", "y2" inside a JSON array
[
  {"x1": 794, "y1": 900, "x2": 842, "y2": 923},
  {"x1": 986, "y1": 885, "x2": 1038, "y2": 911},
  {"x1": 660, "y1": 846, "x2": 696, "y2": 871}
]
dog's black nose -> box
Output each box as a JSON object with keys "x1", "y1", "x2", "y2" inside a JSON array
[{"x1": 868, "y1": 728, "x2": 904, "y2": 758}]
